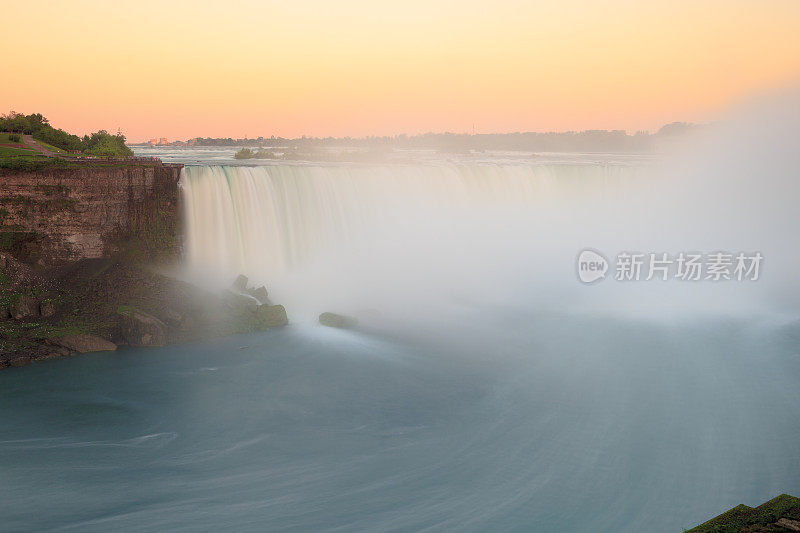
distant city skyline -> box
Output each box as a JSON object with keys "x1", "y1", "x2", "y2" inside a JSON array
[{"x1": 3, "y1": 0, "x2": 799, "y2": 142}]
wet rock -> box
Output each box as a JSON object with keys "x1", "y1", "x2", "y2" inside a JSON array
[
  {"x1": 49, "y1": 334, "x2": 117, "y2": 353},
  {"x1": 161, "y1": 308, "x2": 184, "y2": 327},
  {"x1": 232, "y1": 274, "x2": 249, "y2": 292},
  {"x1": 257, "y1": 304, "x2": 288, "y2": 327},
  {"x1": 40, "y1": 299, "x2": 57, "y2": 317},
  {"x1": 319, "y1": 312, "x2": 358, "y2": 329},
  {"x1": 9, "y1": 356, "x2": 31, "y2": 367},
  {"x1": 247, "y1": 285, "x2": 269, "y2": 304},
  {"x1": 10, "y1": 295, "x2": 39, "y2": 319},
  {"x1": 117, "y1": 307, "x2": 167, "y2": 346},
  {"x1": 39, "y1": 345, "x2": 72, "y2": 358},
  {"x1": 222, "y1": 290, "x2": 259, "y2": 314}
]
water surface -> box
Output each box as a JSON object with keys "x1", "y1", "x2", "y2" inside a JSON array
[{"x1": 2, "y1": 312, "x2": 798, "y2": 532}]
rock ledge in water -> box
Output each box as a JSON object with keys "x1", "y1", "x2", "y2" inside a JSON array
[
  {"x1": 49, "y1": 334, "x2": 117, "y2": 353},
  {"x1": 257, "y1": 304, "x2": 288, "y2": 327},
  {"x1": 116, "y1": 306, "x2": 167, "y2": 346},
  {"x1": 319, "y1": 312, "x2": 358, "y2": 328}
]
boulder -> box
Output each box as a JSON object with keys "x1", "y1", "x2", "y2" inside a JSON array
[
  {"x1": 232, "y1": 274, "x2": 249, "y2": 292},
  {"x1": 40, "y1": 299, "x2": 57, "y2": 317},
  {"x1": 37, "y1": 345, "x2": 72, "y2": 359},
  {"x1": 49, "y1": 334, "x2": 117, "y2": 353},
  {"x1": 319, "y1": 312, "x2": 358, "y2": 329},
  {"x1": 9, "y1": 295, "x2": 39, "y2": 319},
  {"x1": 257, "y1": 304, "x2": 288, "y2": 327},
  {"x1": 247, "y1": 285, "x2": 269, "y2": 304},
  {"x1": 222, "y1": 290, "x2": 259, "y2": 314},
  {"x1": 117, "y1": 307, "x2": 167, "y2": 346}
]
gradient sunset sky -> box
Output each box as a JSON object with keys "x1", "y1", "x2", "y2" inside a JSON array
[{"x1": 3, "y1": 0, "x2": 800, "y2": 142}]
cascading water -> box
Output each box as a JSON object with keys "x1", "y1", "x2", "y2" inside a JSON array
[{"x1": 179, "y1": 161, "x2": 651, "y2": 318}]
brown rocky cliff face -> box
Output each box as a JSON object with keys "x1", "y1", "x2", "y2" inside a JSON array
[{"x1": 0, "y1": 164, "x2": 183, "y2": 264}]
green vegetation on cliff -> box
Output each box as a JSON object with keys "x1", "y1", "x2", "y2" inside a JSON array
[
  {"x1": 0, "y1": 133, "x2": 37, "y2": 157},
  {"x1": 0, "y1": 112, "x2": 133, "y2": 157},
  {"x1": 686, "y1": 494, "x2": 800, "y2": 532}
]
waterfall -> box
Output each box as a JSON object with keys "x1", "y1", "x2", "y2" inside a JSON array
[
  {"x1": 177, "y1": 134, "x2": 799, "y2": 322},
  {"x1": 178, "y1": 161, "x2": 650, "y2": 317}
]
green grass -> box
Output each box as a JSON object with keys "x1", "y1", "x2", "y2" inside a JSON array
[
  {"x1": 0, "y1": 132, "x2": 41, "y2": 157},
  {"x1": 0, "y1": 146, "x2": 37, "y2": 157},
  {"x1": 1, "y1": 132, "x2": 87, "y2": 157},
  {"x1": 0, "y1": 156, "x2": 66, "y2": 171},
  {"x1": 0, "y1": 133, "x2": 22, "y2": 144},
  {"x1": 35, "y1": 139, "x2": 68, "y2": 153},
  {"x1": 33, "y1": 139, "x2": 87, "y2": 157},
  {"x1": 116, "y1": 304, "x2": 138, "y2": 317}
]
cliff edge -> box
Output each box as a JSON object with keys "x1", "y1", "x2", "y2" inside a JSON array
[{"x1": 0, "y1": 162, "x2": 288, "y2": 368}]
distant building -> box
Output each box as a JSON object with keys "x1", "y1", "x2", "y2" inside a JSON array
[
  {"x1": 159, "y1": 137, "x2": 168, "y2": 145},
  {"x1": 149, "y1": 138, "x2": 158, "y2": 146}
]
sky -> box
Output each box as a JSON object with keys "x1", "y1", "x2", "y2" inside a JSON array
[{"x1": 3, "y1": 0, "x2": 800, "y2": 142}]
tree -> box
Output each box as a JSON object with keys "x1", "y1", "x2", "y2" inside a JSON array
[{"x1": 82, "y1": 130, "x2": 133, "y2": 157}]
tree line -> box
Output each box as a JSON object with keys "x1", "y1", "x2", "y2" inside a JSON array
[
  {"x1": 0, "y1": 112, "x2": 133, "y2": 157},
  {"x1": 190, "y1": 123, "x2": 701, "y2": 153}
]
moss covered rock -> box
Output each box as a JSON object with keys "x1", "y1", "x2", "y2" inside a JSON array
[
  {"x1": 117, "y1": 306, "x2": 167, "y2": 346},
  {"x1": 319, "y1": 312, "x2": 358, "y2": 329},
  {"x1": 257, "y1": 304, "x2": 288, "y2": 327}
]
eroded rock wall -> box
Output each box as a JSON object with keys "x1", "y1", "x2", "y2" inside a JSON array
[{"x1": 0, "y1": 163, "x2": 182, "y2": 264}]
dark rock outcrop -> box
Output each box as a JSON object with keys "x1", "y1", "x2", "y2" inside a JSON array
[
  {"x1": 10, "y1": 295, "x2": 39, "y2": 319},
  {"x1": 232, "y1": 275, "x2": 270, "y2": 304},
  {"x1": 257, "y1": 304, "x2": 288, "y2": 327},
  {"x1": 117, "y1": 307, "x2": 167, "y2": 346},
  {"x1": 248, "y1": 286, "x2": 269, "y2": 304},
  {"x1": 232, "y1": 274, "x2": 249, "y2": 292},
  {"x1": 1, "y1": 256, "x2": 290, "y2": 369},
  {"x1": 49, "y1": 334, "x2": 117, "y2": 353}
]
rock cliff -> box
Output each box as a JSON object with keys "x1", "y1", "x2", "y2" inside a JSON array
[
  {"x1": 0, "y1": 163, "x2": 182, "y2": 265},
  {"x1": 0, "y1": 162, "x2": 291, "y2": 369}
]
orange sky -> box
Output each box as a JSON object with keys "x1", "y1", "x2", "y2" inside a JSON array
[{"x1": 3, "y1": 0, "x2": 800, "y2": 142}]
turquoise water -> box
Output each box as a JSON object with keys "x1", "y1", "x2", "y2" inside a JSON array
[{"x1": 2, "y1": 312, "x2": 798, "y2": 532}]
